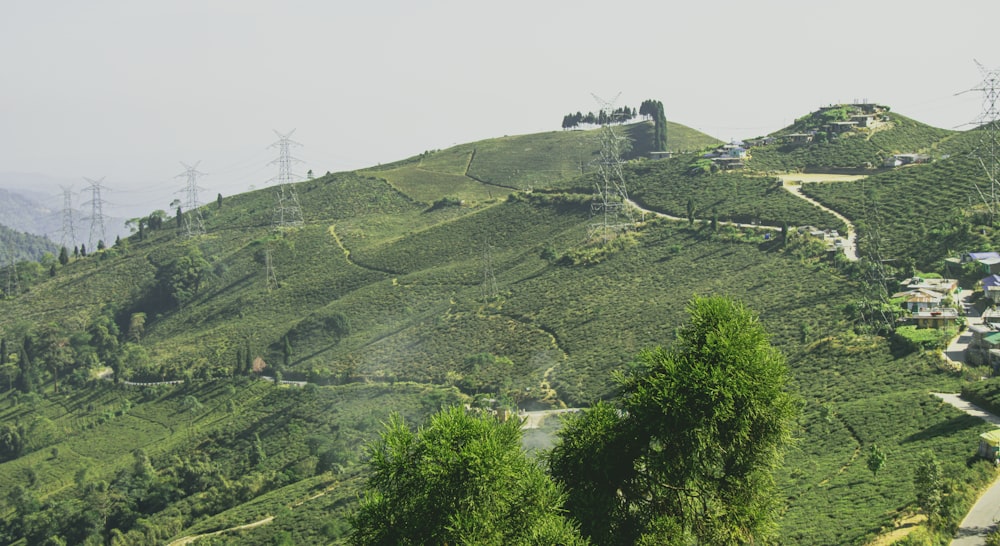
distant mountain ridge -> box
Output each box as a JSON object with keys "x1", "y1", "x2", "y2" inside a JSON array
[
  {"x1": 0, "y1": 222, "x2": 57, "y2": 262},
  {"x1": 0, "y1": 187, "x2": 129, "y2": 250}
]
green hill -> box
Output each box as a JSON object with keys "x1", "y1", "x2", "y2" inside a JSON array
[
  {"x1": 0, "y1": 223, "x2": 58, "y2": 265},
  {"x1": 0, "y1": 110, "x2": 996, "y2": 545},
  {"x1": 364, "y1": 121, "x2": 722, "y2": 202},
  {"x1": 749, "y1": 107, "x2": 955, "y2": 172},
  {"x1": 800, "y1": 129, "x2": 997, "y2": 269}
]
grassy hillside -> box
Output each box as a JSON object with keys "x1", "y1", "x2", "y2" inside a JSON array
[
  {"x1": 626, "y1": 154, "x2": 846, "y2": 231},
  {"x1": 749, "y1": 112, "x2": 955, "y2": 172},
  {"x1": 0, "y1": 223, "x2": 58, "y2": 266},
  {"x1": 802, "y1": 130, "x2": 994, "y2": 269},
  {"x1": 366, "y1": 121, "x2": 722, "y2": 200},
  {"x1": 0, "y1": 379, "x2": 463, "y2": 545},
  {"x1": 1, "y1": 113, "x2": 997, "y2": 545}
]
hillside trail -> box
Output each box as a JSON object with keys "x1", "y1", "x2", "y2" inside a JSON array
[
  {"x1": 166, "y1": 482, "x2": 339, "y2": 545},
  {"x1": 931, "y1": 393, "x2": 1000, "y2": 545},
  {"x1": 624, "y1": 198, "x2": 780, "y2": 232},
  {"x1": 776, "y1": 175, "x2": 859, "y2": 261},
  {"x1": 168, "y1": 516, "x2": 275, "y2": 546}
]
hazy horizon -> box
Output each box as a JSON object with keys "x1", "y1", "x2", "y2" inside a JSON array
[{"x1": 4, "y1": 0, "x2": 1000, "y2": 218}]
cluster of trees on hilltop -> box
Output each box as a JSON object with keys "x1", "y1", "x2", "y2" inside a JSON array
[
  {"x1": 561, "y1": 99, "x2": 668, "y2": 152},
  {"x1": 640, "y1": 99, "x2": 668, "y2": 151},
  {"x1": 561, "y1": 106, "x2": 637, "y2": 129},
  {"x1": 351, "y1": 297, "x2": 797, "y2": 545}
]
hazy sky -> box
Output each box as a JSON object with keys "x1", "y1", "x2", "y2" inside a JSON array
[{"x1": 2, "y1": 0, "x2": 999, "y2": 216}]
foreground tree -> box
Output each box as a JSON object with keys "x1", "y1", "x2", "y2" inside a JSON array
[
  {"x1": 350, "y1": 406, "x2": 585, "y2": 545},
  {"x1": 548, "y1": 296, "x2": 798, "y2": 545}
]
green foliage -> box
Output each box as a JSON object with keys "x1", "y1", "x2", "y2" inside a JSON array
[
  {"x1": 549, "y1": 297, "x2": 797, "y2": 545},
  {"x1": 866, "y1": 443, "x2": 887, "y2": 478},
  {"x1": 156, "y1": 244, "x2": 210, "y2": 309},
  {"x1": 800, "y1": 131, "x2": 996, "y2": 269},
  {"x1": 751, "y1": 111, "x2": 952, "y2": 173},
  {"x1": 0, "y1": 223, "x2": 58, "y2": 264},
  {"x1": 351, "y1": 406, "x2": 585, "y2": 545},
  {"x1": 892, "y1": 325, "x2": 955, "y2": 353},
  {"x1": 0, "y1": 118, "x2": 995, "y2": 545},
  {"x1": 627, "y1": 157, "x2": 845, "y2": 231},
  {"x1": 914, "y1": 452, "x2": 943, "y2": 527}
]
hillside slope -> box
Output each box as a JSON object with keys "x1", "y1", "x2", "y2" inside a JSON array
[
  {"x1": 749, "y1": 110, "x2": 955, "y2": 172},
  {"x1": 0, "y1": 223, "x2": 58, "y2": 264},
  {"x1": 0, "y1": 111, "x2": 994, "y2": 545}
]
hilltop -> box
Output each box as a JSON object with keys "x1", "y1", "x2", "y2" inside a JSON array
[{"x1": 0, "y1": 109, "x2": 998, "y2": 545}]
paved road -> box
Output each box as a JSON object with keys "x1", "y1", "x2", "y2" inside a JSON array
[
  {"x1": 933, "y1": 393, "x2": 1000, "y2": 545},
  {"x1": 943, "y1": 291, "x2": 983, "y2": 367}
]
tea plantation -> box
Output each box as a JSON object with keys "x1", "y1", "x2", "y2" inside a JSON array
[{"x1": 1, "y1": 111, "x2": 999, "y2": 544}]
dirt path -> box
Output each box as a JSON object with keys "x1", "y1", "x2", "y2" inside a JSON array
[
  {"x1": 167, "y1": 516, "x2": 275, "y2": 546},
  {"x1": 625, "y1": 198, "x2": 780, "y2": 232},
  {"x1": 167, "y1": 482, "x2": 339, "y2": 545},
  {"x1": 866, "y1": 515, "x2": 928, "y2": 546},
  {"x1": 777, "y1": 177, "x2": 859, "y2": 261}
]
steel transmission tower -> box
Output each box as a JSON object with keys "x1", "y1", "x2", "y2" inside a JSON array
[
  {"x1": 83, "y1": 177, "x2": 108, "y2": 250},
  {"x1": 588, "y1": 93, "x2": 635, "y2": 242},
  {"x1": 963, "y1": 61, "x2": 1000, "y2": 222},
  {"x1": 176, "y1": 161, "x2": 207, "y2": 237},
  {"x1": 59, "y1": 185, "x2": 78, "y2": 250},
  {"x1": 268, "y1": 130, "x2": 305, "y2": 228},
  {"x1": 858, "y1": 180, "x2": 896, "y2": 335}
]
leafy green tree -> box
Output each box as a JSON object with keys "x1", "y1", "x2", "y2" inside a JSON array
[
  {"x1": 156, "y1": 245, "x2": 209, "y2": 308},
  {"x1": 127, "y1": 313, "x2": 146, "y2": 343},
  {"x1": 282, "y1": 334, "x2": 292, "y2": 369},
  {"x1": 548, "y1": 296, "x2": 797, "y2": 545},
  {"x1": 351, "y1": 406, "x2": 585, "y2": 545},
  {"x1": 914, "y1": 452, "x2": 943, "y2": 527},
  {"x1": 216, "y1": 193, "x2": 223, "y2": 209},
  {"x1": 36, "y1": 323, "x2": 73, "y2": 393},
  {"x1": 251, "y1": 432, "x2": 266, "y2": 466},
  {"x1": 15, "y1": 336, "x2": 39, "y2": 393},
  {"x1": 58, "y1": 247, "x2": 69, "y2": 266},
  {"x1": 867, "y1": 443, "x2": 887, "y2": 478},
  {"x1": 0, "y1": 363, "x2": 17, "y2": 392}
]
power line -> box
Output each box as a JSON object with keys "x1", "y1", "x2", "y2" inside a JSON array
[
  {"x1": 59, "y1": 185, "x2": 78, "y2": 250},
  {"x1": 83, "y1": 177, "x2": 108, "y2": 250},
  {"x1": 960, "y1": 60, "x2": 1000, "y2": 222},
  {"x1": 268, "y1": 129, "x2": 305, "y2": 228},
  {"x1": 588, "y1": 93, "x2": 635, "y2": 242},
  {"x1": 176, "y1": 161, "x2": 207, "y2": 237}
]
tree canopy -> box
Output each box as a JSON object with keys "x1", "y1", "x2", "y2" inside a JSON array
[
  {"x1": 547, "y1": 296, "x2": 797, "y2": 545},
  {"x1": 350, "y1": 406, "x2": 585, "y2": 545}
]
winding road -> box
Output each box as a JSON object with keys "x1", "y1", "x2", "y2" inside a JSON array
[
  {"x1": 778, "y1": 175, "x2": 863, "y2": 262},
  {"x1": 626, "y1": 171, "x2": 862, "y2": 262},
  {"x1": 933, "y1": 393, "x2": 1000, "y2": 545}
]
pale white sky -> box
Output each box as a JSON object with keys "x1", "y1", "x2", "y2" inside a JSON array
[{"x1": 1, "y1": 0, "x2": 997, "y2": 216}]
